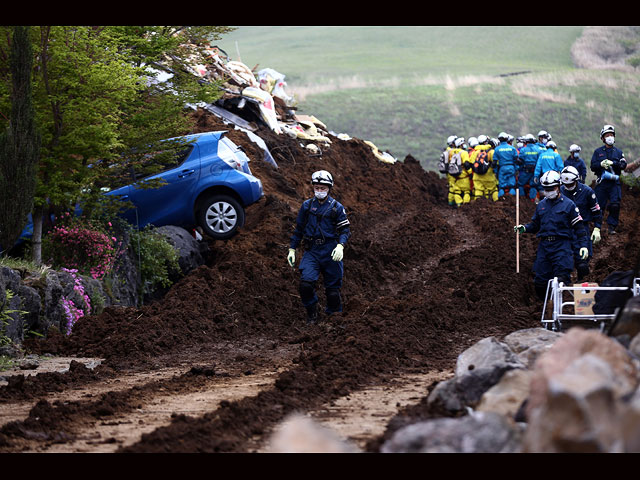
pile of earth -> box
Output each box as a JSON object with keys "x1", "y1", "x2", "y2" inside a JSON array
[{"x1": 9, "y1": 108, "x2": 640, "y2": 453}]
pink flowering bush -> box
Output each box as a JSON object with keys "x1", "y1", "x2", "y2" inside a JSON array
[
  {"x1": 61, "y1": 268, "x2": 91, "y2": 335},
  {"x1": 43, "y1": 213, "x2": 121, "y2": 280}
]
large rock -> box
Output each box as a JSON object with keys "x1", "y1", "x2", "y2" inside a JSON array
[
  {"x1": 503, "y1": 328, "x2": 563, "y2": 369},
  {"x1": 381, "y1": 411, "x2": 524, "y2": 453},
  {"x1": 154, "y1": 225, "x2": 208, "y2": 276},
  {"x1": 527, "y1": 327, "x2": 638, "y2": 414},
  {"x1": 428, "y1": 336, "x2": 526, "y2": 415},
  {"x1": 455, "y1": 336, "x2": 525, "y2": 377},
  {"x1": 523, "y1": 328, "x2": 639, "y2": 452},
  {"x1": 476, "y1": 368, "x2": 534, "y2": 419}
]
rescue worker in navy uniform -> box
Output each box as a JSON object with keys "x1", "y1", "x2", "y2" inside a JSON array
[
  {"x1": 590, "y1": 124, "x2": 627, "y2": 234},
  {"x1": 514, "y1": 170, "x2": 589, "y2": 301},
  {"x1": 564, "y1": 144, "x2": 587, "y2": 183},
  {"x1": 288, "y1": 170, "x2": 351, "y2": 324},
  {"x1": 559, "y1": 165, "x2": 603, "y2": 282}
]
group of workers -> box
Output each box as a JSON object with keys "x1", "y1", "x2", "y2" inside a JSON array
[
  {"x1": 513, "y1": 124, "x2": 627, "y2": 300},
  {"x1": 284, "y1": 124, "x2": 630, "y2": 324},
  {"x1": 440, "y1": 129, "x2": 596, "y2": 207},
  {"x1": 439, "y1": 123, "x2": 630, "y2": 301}
]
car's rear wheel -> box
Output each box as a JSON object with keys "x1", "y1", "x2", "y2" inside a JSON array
[{"x1": 196, "y1": 194, "x2": 245, "y2": 240}]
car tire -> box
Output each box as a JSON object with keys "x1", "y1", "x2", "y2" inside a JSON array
[{"x1": 196, "y1": 194, "x2": 245, "y2": 240}]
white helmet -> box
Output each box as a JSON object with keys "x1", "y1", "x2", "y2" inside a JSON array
[
  {"x1": 477, "y1": 134, "x2": 488, "y2": 144},
  {"x1": 447, "y1": 135, "x2": 458, "y2": 147},
  {"x1": 454, "y1": 137, "x2": 465, "y2": 148},
  {"x1": 600, "y1": 124, "x2": 615, "y2": 139},
  {"x1": 311, "y1": 170, "x2": 334, "y2": 187},
  {"x1": 540, "y1": 170, "x2": 561, "y2": 188},
  {"x1": 498, "y1": 132, "x2": 509, "y2": 141},
  {"x1": 560, "y1": 166, "x2": 580, "y2": 186},
  {"x1": 569, "y1": 144, "x2": 581, "y2": 153},
  {"x1": 468, "y1": 136, "x2": 479, "y2": 148},
  {"x1": 547, "y1": 140, "x2": 557, "y2": 149},
  {"x1": 538, "y1": 130, "x2": 550, "y2": 139}
]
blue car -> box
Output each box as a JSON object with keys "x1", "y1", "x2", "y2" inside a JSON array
[
  {"x1": 14, "y1": 131, "x2": 264, "y2": 246},
  {"x1": 105, "y1": 131, "x2": 263, "y2": 240}
]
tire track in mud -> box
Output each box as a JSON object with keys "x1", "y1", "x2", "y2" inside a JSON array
[
  {"x1": 21, "y1": 367, "x2": 285, "y2": 453},
  {"x1": 255, "y1": 370, "x2": 454, "y2": 452},
  {"x1": 0, "y1": 341, "x2": 298, "y2": 453}
]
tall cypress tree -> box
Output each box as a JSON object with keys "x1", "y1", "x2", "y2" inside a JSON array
[{"x1": 0, "y1": 26, "x2": 40, "y2": 254}]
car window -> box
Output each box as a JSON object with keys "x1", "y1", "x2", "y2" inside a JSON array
[
  {"x1": 91, "y1": 160, "x2": 135, "y2": 191},
  {"x1": 132, "y1": 145, "x2": 194, "y2": 181}
]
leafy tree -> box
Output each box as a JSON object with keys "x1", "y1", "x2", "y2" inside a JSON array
[
  {"x1": 0, "y1": 26, "x2": 233, "y2": 263},
  {"x1": 0, "y1": 26, "x2": 40, "y2": 254}
]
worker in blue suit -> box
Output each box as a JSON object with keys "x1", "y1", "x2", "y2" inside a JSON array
[
  {"x1": 533, "y1": 142, "x2": 564, "y2": 194},
  {"x1": 517, "y1": 134, "x2": 541, "y2": 201},
  {"x1": 514, "y1": 170, "x2": 589, "y2": 301},
  {"x1": 560, "y1": 166, "x2": 603, "y2": 282},
  {"x1": 590, "y1": 124, "x2": 627, "y2": 234},
  {"x1": 288, "y1": 170, "x2": 351, "y2": 324},
  {"x1": 493, "y1": 132, "x2": 519, "y2": 198}
]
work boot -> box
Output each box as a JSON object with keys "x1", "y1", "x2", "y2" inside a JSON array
[{"x1": 305, "y1": 304, "x2": 318, "y2": 325}]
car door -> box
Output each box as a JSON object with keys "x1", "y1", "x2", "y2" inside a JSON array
[{"x1": 127, "y1": 143, "x2": 201, "y2": 228}]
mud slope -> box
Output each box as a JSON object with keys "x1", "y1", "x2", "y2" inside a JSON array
[{"x1": 2, "y1": 110, "x2": 639, "y2": 453}]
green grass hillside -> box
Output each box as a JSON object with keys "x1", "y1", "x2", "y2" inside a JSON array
[{"x1": 218, "y1": 26, "x2": 640, "y2": 180}]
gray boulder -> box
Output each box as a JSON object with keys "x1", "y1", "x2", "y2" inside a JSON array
[
  {"x1": 154, "y1": 225, "x2": 208, "y2": 276},
  {"x1": 381, "y1": 411, "x2": 523, "y2": 453}
]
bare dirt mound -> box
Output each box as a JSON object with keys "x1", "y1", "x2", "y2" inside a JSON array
[{"x1": 3, "y1": 110, "x2": 639, "y2": 453}]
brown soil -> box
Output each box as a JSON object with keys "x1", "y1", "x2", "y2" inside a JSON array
[{"x1": 1, "y1": 110, "x2": 639, "y2": 453}]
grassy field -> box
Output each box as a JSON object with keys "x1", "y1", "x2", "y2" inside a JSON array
[{"x1": 217, "y1": 26, "x2": 640, "y2": 178}]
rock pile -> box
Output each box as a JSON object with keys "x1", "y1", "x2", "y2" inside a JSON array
[{"x1": 381, "y1": 325, "x2": 640, "y2": 453}]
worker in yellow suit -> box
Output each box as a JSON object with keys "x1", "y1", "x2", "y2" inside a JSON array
[
  {"x1": 440, "y1": 135, "x2": 459, "y2": 207},
  {"x1": 448, "y1": 137, "x2": 473, "y2": 206},
  {"x1": 470, "y1": 135, "x2": 499, "y2": 201}
]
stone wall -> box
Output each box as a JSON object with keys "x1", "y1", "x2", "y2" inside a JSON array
[{"x1": 0, "y1": 226, "x2": 208, "y2": 349}]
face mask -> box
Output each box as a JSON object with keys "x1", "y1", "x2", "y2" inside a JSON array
[
  {"x1": 517, "y1": 142, "x2": 524, "y2": 149},
  {"x1": 564, "y1": 182, "x2": 577, "y2": 191},
  {"x1": 605, "y1": 136, "x2": 615, "y2": 146},
  {"x1": 314, "y1": 190, "x2": 328, "y2": 200},
  {"x1": 541, "y1": 138, "x2": 548, "y2": 145},
  {"x1": 543, "y1": 188, "x2": 559, "y2": 200}
]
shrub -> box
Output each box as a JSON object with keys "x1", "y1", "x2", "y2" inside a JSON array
[
  {"x1": 42, "y1": 213, "x2": 122, "y2": 280},
  {"x1": 130, "y1": 227, "x2": 180, "y2": 292}
]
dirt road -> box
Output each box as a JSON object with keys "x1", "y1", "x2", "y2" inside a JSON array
[{"x1": 1, "y1": 111, "x2": 638, "y2": 453}]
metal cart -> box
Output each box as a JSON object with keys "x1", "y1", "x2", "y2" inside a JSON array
[{"x1": 541, "y1": 277, "x2": 640, "y2": 332}]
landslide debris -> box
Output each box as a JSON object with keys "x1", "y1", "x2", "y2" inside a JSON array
[{"x1": 5, "y1": 109, "x2": 640, "y2": 453}]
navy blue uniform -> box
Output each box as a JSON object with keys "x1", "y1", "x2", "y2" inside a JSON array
[
  {"x1": 564, "y1": 155, "x2": 587, "y2": 183},
  {"x1": 523, "y1": 194, "x2": 588, "y2": 298},
  {"x1": 590, "y1": 144, "x2": 627, "y2": 230},
  {"x1": 560, "y1": 182, "x2": 602, "y2": 280},
  {"x1": 290, "y1": 196, "x2": 351, "y2": 314}
]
